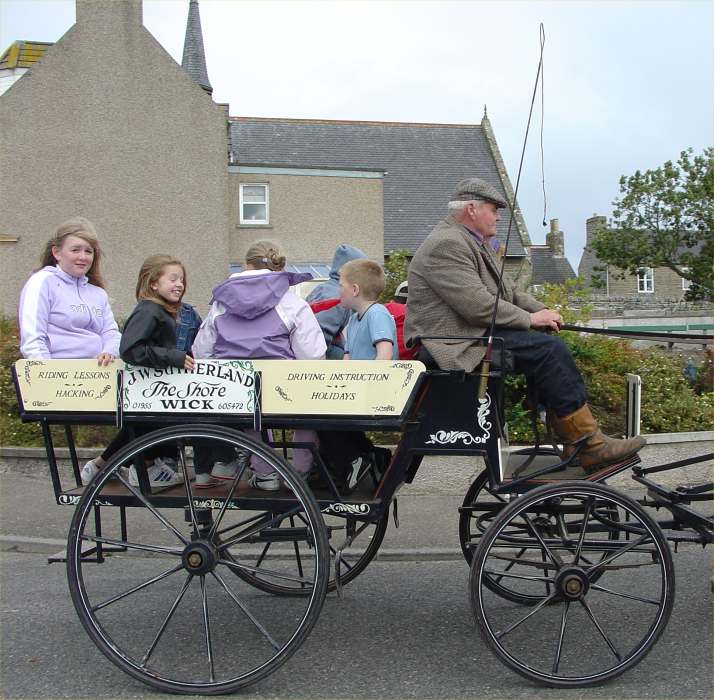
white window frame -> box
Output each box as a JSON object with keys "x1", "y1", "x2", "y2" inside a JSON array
[
  {"x1": 637, "y1": 267, "x2": 654, "y2": 293},
  {"x1": 680, "y1": 267, "x2": 692, "y2": 292},
  {"x1": 239, "y1": 183, "x2": 269, "y2": 225}
]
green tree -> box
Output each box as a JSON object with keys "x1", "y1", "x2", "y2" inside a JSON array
[
  {"x1": 589, "y1": 148, "x2": 713, "y2": 300},
  {"x1": 380, "y1": 249, "x2": 410, "y2": 302}
]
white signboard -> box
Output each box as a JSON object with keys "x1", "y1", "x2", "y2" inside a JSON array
[{"x1": 121, "y1": 361, "x2": 255, "y2": 414}]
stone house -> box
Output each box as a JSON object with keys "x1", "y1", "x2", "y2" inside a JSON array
[
  {"x1": 578, "y1": 215, "x2": 694, "y2": 300},
  {"x1": 0, "y1": 0, "x2": 534, "y2": 318}
]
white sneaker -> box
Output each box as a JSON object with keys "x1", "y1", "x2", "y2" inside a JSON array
[
  {"x1": 346, "y1": 455, "x2": 373, "y2": 493},
  {"x1": 154, "y1": 456, "x2": 178, "y2": 471},
  {"x1": 211, "y1": 459, "x2": 249, "y2": 481},
  {"x1": 248, "y1": 471, "x2": 281, "y2": 491},
  {"x1": 129, "y1": 462, "x2": 184, "y2": 490},
  {"x1": 80, "y1": 459, "x2": 100, "y2": 485}
]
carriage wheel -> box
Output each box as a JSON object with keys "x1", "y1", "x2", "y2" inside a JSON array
[
  {"x1": 460, "y1": 471, "x2": 621, "y2": 606},
  {"x1": 470, "y1": 481, "x2": 674, "y2": 687},
  {"x1": 67, "y1": 425, "x2": 329, "y2": 695},
  {"x1": 228, "y1": 508, "x2": 389, "y2": 596},
  {"x1": 459, "y1": 469, "x2": 509, "y2": 565}
]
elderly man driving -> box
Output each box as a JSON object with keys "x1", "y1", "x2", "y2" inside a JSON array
[{"x1": 405, "y1": 177, "x2": 645, "y2": 476}]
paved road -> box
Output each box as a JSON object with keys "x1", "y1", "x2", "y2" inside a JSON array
[
  {"x1": 0, "y1": 548, "x2": 712, "y2": 699},
  {"x1": 1, "y1": 443, "x2": 712, "y2": 698}
]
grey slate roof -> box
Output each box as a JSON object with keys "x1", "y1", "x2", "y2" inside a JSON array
[
  {"x1": 230, "y1": 118, "x2": 527, "y2": 256},
  {"x1": 181, "y1": 0, "x2": 212, "y2": 94},
  {"x1": 530, "y1": 246, "x2": 576, "y2": 285}
]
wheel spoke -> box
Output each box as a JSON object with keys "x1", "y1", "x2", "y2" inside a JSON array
[
  {"x1": 178, "y1": 445, "x2": 200, "y2": 538},
  {"x1": 590, "y1": 583, "x2": 661, "y2": 605},
  {"x1": 585, "y1": 533, "x2": 651, "y2": 575},
  {"x1": 91, "y1": 563, "x2": 184, "y2": 612},
  {"x1": 574, "y1": 497, "x2": 595, "y2": 565},
  {"x1": 579, "y1": 596, "x2": 622, "y2": 661},
  {"x1": 216, "y1": 510, "x2": 272, "y2": 539},
  {"x1": 81, "y1": 534, "x2": 183, "y2": 557},
  {"x1": 115, "y1": 469, "x2": 189, "y2": 545},
  {"x1": 210, "y1": 570, "x2": 281, "y2": 651},
  {"x1": 254, "y1": 540, "x2": 271, "y2": 568},
  {"x1": 208, "y1": 457, "x2": 249, "y2": 541},
  {"x1": 495, "y1": 591, "x2": 557, "y2": 639},
  {"x1": 290, "y1": 516, "x2": 306, "y2": 588},
  {"x1": 218, "y1": 557, "x2": 315, "y2": 586},
  {"x1": 520, "y1": 512, "x2": 562, "y2": 568},
  {"x1": 552, "y1": 601, "x2": 570, "y2": 673},
  {"x1": 484, "y1": 568, "x2": 553, "y2": 583},
  {"x1": 489, "y1": 546, "x2": 527, "y2": 586},
  {"x1": 200, "y1": 576, "x2": 215, "y2": 683},
  {"x1": 140, "y1": 573, "x2": 193, "y2": 667},
  {"x1": 540, "y1": 549, "x2": 552, "y2": 596}
]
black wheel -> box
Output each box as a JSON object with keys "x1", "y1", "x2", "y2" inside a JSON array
[
  {"x1": 459, "y1": 469, "x2": 510, "y2": 566},
  {"x1": 470, "y1": 481, "x2": 674, "y2": 687},
  {"x1": 67, "y1": 425, "x2": 329, "y2": 695},
  {"x1": 460, "y1": 470, "x2": 621, "y2": 606},
  {"x1": 229, "y1": 507, "x2": 389, "y2": 595}
]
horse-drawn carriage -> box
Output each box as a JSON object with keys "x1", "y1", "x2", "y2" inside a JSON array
[{"x1": 11, "y1": 342, "x2": 713, "y2": 694}]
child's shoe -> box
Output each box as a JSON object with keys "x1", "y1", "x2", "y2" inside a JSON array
[
  {"x1": 129, "y1": 462, "x2": 184, "y2": 490},
  {"x1": 211, "y1": 452, "x2": 250, "y2": 481},
  {"x1": 80, "y1": 459, "x2": 100, "y2": 485},
  {"x1": 345, "y1": 454, "x2": 374, "y2": 493},
  {"x1": 248, "y1": 471, "x2": 281, "y2": 491},
  {"x1": 194, "y1": 472, "x2": 220, "y2": 489}
]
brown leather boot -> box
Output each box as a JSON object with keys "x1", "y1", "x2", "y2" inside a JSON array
[{"x1": 551, "y1": 404, "x2": 646, "y2": 474}]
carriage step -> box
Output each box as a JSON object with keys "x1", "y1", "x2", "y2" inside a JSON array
[{"x1": 47, "y1": 540, "x2": 125, "y2": 564}]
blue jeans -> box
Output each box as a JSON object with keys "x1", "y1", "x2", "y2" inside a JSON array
[{"x1": 495, "y1": 329, "x2": 587, "y2": 417}]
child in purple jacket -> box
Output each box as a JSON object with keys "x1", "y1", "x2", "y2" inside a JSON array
[
  {"x1": 18, "y1": 217, "x2": 123, "y2": 485},
  {"x1": 192, "y1": 240, "x2": 326, "y2": 490},
  {"x1": 19, "y1": 217, "x2": 120, "y2": 362}
]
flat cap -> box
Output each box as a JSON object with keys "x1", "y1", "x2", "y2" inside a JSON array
[{"x1": 451, "y1": 178, "x2": 508, "y2": 208}]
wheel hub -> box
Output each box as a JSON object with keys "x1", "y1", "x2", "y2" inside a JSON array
[
  {"x1": 182, "y1": 540, "x2": 218, "y2": 575},
  {"x1": 555, "y1": 566, "x2": 590, "y2": 600}
]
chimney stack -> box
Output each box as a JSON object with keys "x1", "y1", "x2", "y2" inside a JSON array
[
  {"x1": 586, "y1": 214, "x2": 607, "y2": 245},
  {"x1": 76, "y1": 0, "x2": 142, "y2": 26},
  {"x1": 546, "y1": 218, "x2": 565, "y2": 257}
]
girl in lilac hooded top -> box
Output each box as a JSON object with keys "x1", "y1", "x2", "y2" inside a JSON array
[
  {"x1": 192, "y1": 242, "x2": 326, "y2": 481},
  {"x1": 192, "y1": 269, "x2": 326, "y2": 361},
  {"x1": 19, "y1": 218, "x2": 120, "y2": 361}
]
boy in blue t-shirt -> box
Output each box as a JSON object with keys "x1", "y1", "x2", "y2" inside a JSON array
[
  {"x1": 316, "y1": 259, "x2": 395, "y2": 493},
  {"x1": 340, "y1": 259, "x2": 398, "y2": 360}
]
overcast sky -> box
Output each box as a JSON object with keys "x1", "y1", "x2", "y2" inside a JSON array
[{"x1": 2, "y1": 0, "x2": 712, "y2": 268}]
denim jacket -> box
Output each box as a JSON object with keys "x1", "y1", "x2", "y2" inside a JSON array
[{"x1": 175, "y1": 302, "x2": 202, "y2": 353}]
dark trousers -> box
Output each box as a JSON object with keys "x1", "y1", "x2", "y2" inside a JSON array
[
  {"x1": 317, "y1": 430, "x2": 373, "y2": 481},
  {"x1": 192, "y1": 440, "x2": 237, "y2": 475},
  {"x1": 496, "y1": 329, "x2": 587, "y2": 417},
  {"x1": 100, "y1": 425, "x2": 176, "y2": 463}
]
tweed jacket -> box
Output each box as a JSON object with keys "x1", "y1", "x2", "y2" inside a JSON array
[{"x1": 405, "y1": 215, "x2": 545, "y2": 372}]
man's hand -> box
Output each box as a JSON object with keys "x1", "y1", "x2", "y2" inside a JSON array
[
  {"x1": 184, "y1": 355, "x2": 196, "y2": 371},
  {"x1": 529, "y1": 309, "x2": 563, "y2": 331}
]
